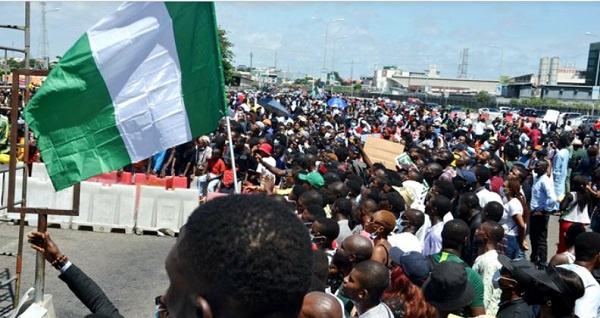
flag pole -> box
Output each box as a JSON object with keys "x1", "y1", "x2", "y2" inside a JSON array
[{"x1": 225, "y1": 114, "x2": 239, "y2": 194}]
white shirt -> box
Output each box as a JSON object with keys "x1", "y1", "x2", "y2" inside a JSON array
[
  {"x1": 558, "y1": 263, "x2": 600, "y2": 318},
  {"x1": 388, "y1": 232, "x2": 423, "y2": 253},
  {"x1": 476, "y1": 187, "x2": 503, "y2": 209},
  {"x1": 359, "y1": 302, "x2": 394, "y2": 318},
  {"x1": 423, "y1": 221, "x2": 445, "y2": 256},
  {"x1": 502, "y1": 198, "x2": 524, "y2": 236},
  {"x1": 561, "y1": 192, "x2": 591, "y2": 224},
  {"x1": 475, "y1": 121, "x2": 486, "y2": 135},
  {"x1": 256, "y1": 156, "x2": 276, "y2": 180},
  {"x1": 473, "y1": 250, "x2": 503, "y2": 316}
]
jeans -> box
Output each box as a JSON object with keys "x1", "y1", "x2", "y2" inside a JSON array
[
  {"x1": 530, "y1": 213, "x2": 550, "y2": 265},
  {"x1": 198, "y1": 174, "x2": 220, "y2": 197},
  {"x1": 505, "y1": 235, "x2": 526, "y2": 260}
]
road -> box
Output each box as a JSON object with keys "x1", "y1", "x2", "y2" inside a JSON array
[
  {"x1": 0, "y1": 214, "x2": 561, "y2": 317},
  {"x1": 0, "y1": 222, "x2": 173, "y2": 318}
]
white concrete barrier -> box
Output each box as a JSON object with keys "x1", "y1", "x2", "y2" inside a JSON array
[
  {"x1": 136, "y1": 186, "x2": 198, "y2": 234},
  {"x1": 71, "y1": 182, "x2": 136, "y2": 233},
  {"x1": 31, "y1": 162, "x2": 49, "y2": 181}
]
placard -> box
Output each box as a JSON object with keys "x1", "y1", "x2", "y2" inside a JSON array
[{"x1": 363, "y1": 137, "x2": 405, "y2": 170}]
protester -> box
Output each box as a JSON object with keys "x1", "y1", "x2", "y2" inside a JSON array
[
  {"x1": 472, "y1": 221, "x2": 505, "y2": 316},
  {"x1": 557, "y1": 232, "x2": 600, "y2": 317},
  {"x1": 341, "y1": 260, "x2": 394, "y2": 317},
  {"x1": 28, "y1": 195, "x2": 313, "y2": 318}
]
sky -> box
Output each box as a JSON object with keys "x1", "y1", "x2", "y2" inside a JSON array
[{"x1": 2, "y1": 1, "x2": 600, "y2": 81}]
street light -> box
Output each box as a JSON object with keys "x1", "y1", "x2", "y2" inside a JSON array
[
  {"x1": 489, "y1": 44, "x2": 504, "y2": 80},
  {"x1": 311, "y1": 17, "x2": 344, "y2": 71}
]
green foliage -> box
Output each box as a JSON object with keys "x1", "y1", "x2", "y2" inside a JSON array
[
  {"x1": 499, "y1": 75, "x2": 511, "y2": 85},
  {"x1": 294, "y1": 78, "x2": 308, "y2": 85},
  {"x1": 218, "y1": 27, "x2": 235, "y2": 86},
  {"x1": 475, "y1": 90, "x2": 491, "y2": 105},
  {"x1": 509, "y1": 98, "x2": 520, "y2": 106},
  {"x1": 353, "y1": 83, "x2": 362, "y2": 91}
]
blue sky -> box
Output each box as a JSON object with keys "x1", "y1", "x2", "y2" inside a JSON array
[{"x1": 2, "y1": 1, "x2": 599, "y2": 80}]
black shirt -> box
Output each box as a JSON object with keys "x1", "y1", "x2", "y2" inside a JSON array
[{"x1": 497, "y1": 298, "x2": 535, "y2": 318}]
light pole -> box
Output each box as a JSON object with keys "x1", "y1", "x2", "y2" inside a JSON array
[
  {"x1": 585, "y1": 32, "x2": 600, "y2": 115},
  {"x1": 311, "y1": 17, "x2": 344, "y2": 72}
]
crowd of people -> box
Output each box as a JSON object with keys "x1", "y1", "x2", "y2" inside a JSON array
[{"x1": 24, "y1": 90, "x2": 600, "y2": 318}]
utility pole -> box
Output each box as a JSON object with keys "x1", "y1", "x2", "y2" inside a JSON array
[
  {"x1": 274, "y1": 49, "x2": 277, "y2": 69},
  {"x1": 249, "y1": 52, "x2": 253, "y2": 70},
  {"x1": 350, "y1": 60, "x2": 355, "y2": 97}
]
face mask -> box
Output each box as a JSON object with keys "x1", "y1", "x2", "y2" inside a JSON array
[
  {"x1": 310, "y1": 233, "x2": 326, "y2": 245},
  {"x1": 396, "y1": 213, "x2": 405, "y2": 233},
  {"x1": 369, "y1": 232, "x2": 378, "y2": 240},
  {"x1": 492, "y1": 269, "x2": 502, "y2": 289},
  {"x1": 499, "y1": 186, "x2": 505, "y2": 197}
]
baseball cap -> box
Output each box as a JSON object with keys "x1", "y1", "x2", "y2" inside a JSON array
[
  {"x1": 456, "y1": 169, "x2": 477, "y2": 185},
  {"x1": 298, "y1": 171, "x2": 325, "y2": 189},
  {"x1": 389, "y1": 248, "x2": 430, "y2": 286}
]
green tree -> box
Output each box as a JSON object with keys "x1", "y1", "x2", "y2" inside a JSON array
[
  {"x1": 353, "y1": 83, "x2": 362, "y2": 92},
  {"x1": 499, "y1": 75, "x2": 511, "y2": 85},
  {"x1": 475, "y1": 90, "x2": 490, "y2": 105},
  {"x1": 218, "y1": 27, "x2": 235, "y2": 86},
  {"x1": 509, "y1": 98, "x2": 520, "y2": 106}
]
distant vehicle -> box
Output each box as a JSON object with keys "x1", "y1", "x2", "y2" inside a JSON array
[
  {"x1": 559, "y1": 112, "x2": 582, "y2": 123},
  {"x1": 478, "y1": 108, "x2": 502, "y2": 115},
  {"x1": 499, "y1": 106, "x2": 511, "y2": 115},
  {"x1": 519, "y1": 108, "x2": 537, "y2": 117},
  {"x1": 406, "y1": 97, "x2": 423, "y2": 105},
  {"x1": 448, "y1": 105, "x2": 463, "y2": 112},
  {"x1": 581, "y1": 116, "x2": 600, "y2": 131},
  {"x1": 534, "y1": 109, "x2": 547, "y2": 118}
]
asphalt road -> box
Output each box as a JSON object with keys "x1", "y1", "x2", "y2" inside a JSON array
[
  {"x1": 0, "y1": 214, "x2": 561, "y2": 317},
  {"x1": 0, "y1": 222, "x2": 174, "y2": 318}
]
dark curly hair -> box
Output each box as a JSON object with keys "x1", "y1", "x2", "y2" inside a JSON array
[{"x1": 180, "y1": 194, "x2": 313, "y2": 317}]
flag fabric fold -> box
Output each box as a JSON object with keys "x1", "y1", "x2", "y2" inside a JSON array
[{"x1": 24, "y1": 2, "x2": 226, "y2": 191}]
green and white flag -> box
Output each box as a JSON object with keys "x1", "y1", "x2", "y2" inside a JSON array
[{"x1": 24, "y1": 2, "x2": 226, "y2": 191}]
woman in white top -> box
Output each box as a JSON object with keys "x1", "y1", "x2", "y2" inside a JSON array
[
  {"x1": 557, "y1": 175, "x2": 592, "y2": 254},
  {"x1": 501, "y1": 178, "x2": 530, "y2": 260}
]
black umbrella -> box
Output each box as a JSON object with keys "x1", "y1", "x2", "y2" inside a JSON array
[{"x1": 258, "y1": 98, "x2": 290, "y2": 116}]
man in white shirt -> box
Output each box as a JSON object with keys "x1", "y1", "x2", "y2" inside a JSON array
[
  {"x1": 558, "y1": 232, "x2": 600, "y2": 318},
  {"x1": 473, "y1": 165, "x2": 502, "y2": 208},
  {"x1": 341, "y1": 260, "x2": 394, "y2": 318},
  {"x1": 475, "y1": 117, "x2": 486, "y2": 138},
  {"x1": 473, "y1": 221, "x2": 504, "y2": 316}
]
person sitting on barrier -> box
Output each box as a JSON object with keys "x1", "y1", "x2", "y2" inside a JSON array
[
  {"x1": 28, "y1": 194, "x2": 314, "y2": 318},
  {"x1": 197, "y1": 148, "x2": 226, "y2": 201}
]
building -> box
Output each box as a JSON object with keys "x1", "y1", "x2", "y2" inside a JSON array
[
  {"x1": 506, "y1": 56, "x2": 593, "y2": 102},
  {"x1": 585, "y1": 42, "x2": 600, "y2": 86},
  {"x1": 373, "y1": 65, "x2": 499, "y2": 95}
]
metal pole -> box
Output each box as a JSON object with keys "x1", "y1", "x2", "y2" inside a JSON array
[
  {"x1": 323, "y1": 23, "x2": 328, "y2": 70},
  {"x1": 225, "y1": 116, "x2": 239, "y2": 194}
]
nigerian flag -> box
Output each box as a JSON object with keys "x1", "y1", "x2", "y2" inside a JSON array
[{"x1": 24, "y1": 2, "x2": 226, "y2": 191}]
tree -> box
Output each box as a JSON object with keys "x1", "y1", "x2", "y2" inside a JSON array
[
  {"x1": 353, "y1": 83, "x2": 362, "y2": 92},
  {"x1": 499, "y1": 75, "x2": 511, "y2": 85},
  {"x1": 218, "y1": 27, "x2": 235, "y2": 86},
  {"x1": 475, "y1": 90, "x2": 490, "y2": 105}
]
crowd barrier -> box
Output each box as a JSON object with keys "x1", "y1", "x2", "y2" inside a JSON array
[
  {"x1": 136, "y1": 186, "x2": 198, "y2": 234},
  {"x1": 2, "y1": 163, "x2": 206, "y2": 235}
]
